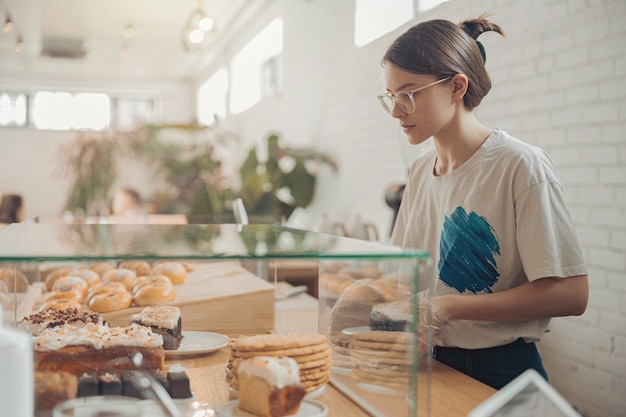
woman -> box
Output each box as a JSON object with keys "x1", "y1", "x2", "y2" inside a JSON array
[
  {"x1": 381, "y1": 15, "x2": 589, "y2": 389},
  {"x1": 0, "y1": 193, "x2": 24, "y2": 225}
]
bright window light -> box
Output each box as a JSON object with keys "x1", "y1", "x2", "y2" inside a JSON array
[
  {"x1": 33, "y1": 91, "x2": 109, "y2": 130},
  {"x1": 354, "y1": 0, "x2": 414, "y2": 47},
  {"x1": 197, "y1": 68, "x2": 228, "y2": 126},
  {"x1": 0, "y1": 93, "x2": 27, "y2": 127},
  {"x1": 230, "y1": 18, "x2": 283, "y2": 114},
  {"x1": 418, "y1": 0, "x2": 449, "y2": 13}
]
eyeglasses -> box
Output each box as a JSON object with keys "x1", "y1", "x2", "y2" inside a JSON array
[{"x1": 377, "y1": 77, "x2": 451, "y2": 114}]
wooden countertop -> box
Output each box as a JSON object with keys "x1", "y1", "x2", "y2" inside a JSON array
[{"x1": 170, "y1": 286, "x2": 496, "y2": 417}]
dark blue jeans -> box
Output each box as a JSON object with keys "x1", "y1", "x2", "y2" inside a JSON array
[{"x1": 433, "y1": 338, "x2": 548, "y2": 390}]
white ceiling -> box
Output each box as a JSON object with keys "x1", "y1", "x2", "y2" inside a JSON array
[{"x1": 0, "y1": 0, "x2": 259, "y2": 84}]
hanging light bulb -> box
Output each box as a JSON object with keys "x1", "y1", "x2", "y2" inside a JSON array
[
  {"x1": 14, "y1": 36, "x2": 24, "y2": 52},
  {"x1": 3, "y1": 14, "x2": 13, "y2": 31},
  {"x1": 188, "y1": 28, "x2": 204, "y2": 44},
  {"x1": 123, "y1": 24, "x2": 135, "y2": 39},
  {"x1": 198, "y1": 16, "x2": 214, "y2": 32}
]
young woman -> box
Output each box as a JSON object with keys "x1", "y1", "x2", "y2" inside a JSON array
[{"x1": 381, "y1": 15, "x2": 589, "y2": 389}]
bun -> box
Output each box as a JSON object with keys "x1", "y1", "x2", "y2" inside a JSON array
[
  {"x1": 102, "y1": 268, "x2": 138, "y2": 291},
  {"x1": 119, "y1": 260, "x2": 152, "y2": 277},
  {"x1": 134, "y1": 282, "x2": 176, "y2": 306},
  {"x1": 44, "y1": 266, "x2": 76, "y2": 291},
  {"x1": 152, "y1": 262, "x2": 186, "y2": 285},
  {"x1": 86, "y1": 282, "x2": 127, "y2": 305},
  {"x1": 39, "y1": 298, "x2": 82, "y2": 312},
  {"x1": 44, "y1": 288, "x2": 83, "y2": 303},
  {"x1": 89, "y1": 291, "x2": 132, "y2": 313},
  {"x1": 90, "y1": 262, "x2": 115, "y2": 278},
  {"x1": 133, "y1": 275, "x2": 172, "y2": 293},
  {"x1": 73, "y1": 269, "x2": 101, "y2": 287},
  {"x1": 52, "y1": 276, "x2": 89, "y2": 298}
]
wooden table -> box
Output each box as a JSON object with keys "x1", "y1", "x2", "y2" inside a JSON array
[{"x1": 170, "y1": 286, "x2": 496, "y2": 417}]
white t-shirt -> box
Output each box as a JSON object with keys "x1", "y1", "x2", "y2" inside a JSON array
[{"x1": 391, "y1": 129, "x2": 588, "y2": 349}]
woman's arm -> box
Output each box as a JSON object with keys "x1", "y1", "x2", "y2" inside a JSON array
[{"x1": 435, "y1": 275, "x2": 589, "y2": 322}]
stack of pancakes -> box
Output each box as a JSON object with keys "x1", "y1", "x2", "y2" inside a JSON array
[
  {"x1": 227, "y1": 332, "x2": 332, "y2": 395},
  {"x1": 348, "y1": 330, "x2": 415, "y2": 392}
]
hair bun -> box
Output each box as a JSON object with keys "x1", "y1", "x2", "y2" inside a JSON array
[{"x1": 459, "y1": 13, "x2": 505, "y2": 40}]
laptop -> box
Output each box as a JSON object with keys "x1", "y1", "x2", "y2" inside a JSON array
[{"x1": 468, "y1": 369, "x2": 582, "y2": 417}]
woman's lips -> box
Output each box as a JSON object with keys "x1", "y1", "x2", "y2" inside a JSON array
[{"x1": 401, "y1": 124, "x2": 414, "y2": 132}]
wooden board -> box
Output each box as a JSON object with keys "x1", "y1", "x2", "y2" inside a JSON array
[{"x1": 102, "y1": 261, "x2": 275, "y2": 337}]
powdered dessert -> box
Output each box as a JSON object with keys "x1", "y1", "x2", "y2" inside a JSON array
[
  {"x1": 237, "y1": 356, "x2": 306, "y2": 417},
  {"x1": 131, "y1": 305, "x2": 183, "y2": 350}
]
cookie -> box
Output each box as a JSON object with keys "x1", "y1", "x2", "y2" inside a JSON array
[
  {"x1": 352, "y1": 330, "x2": 414, "y2": 344},
  {"x1": 233, "y1": 333, "x2": 327, "y2": 352}
]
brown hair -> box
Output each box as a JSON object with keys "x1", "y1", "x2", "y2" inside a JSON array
[{"x1": 383, "y1": 14, "x2": 505, "y2": 109}]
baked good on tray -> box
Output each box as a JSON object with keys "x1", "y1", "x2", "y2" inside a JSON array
[
  {"x1": 131, "y1": 305, "x2": 183, "y2": 350},
  {"x1": 237, "y1": 356, "x2": 306, "y2": 417},
  {"x1": 33, "y1": 322, "x2": 165, "y2": 375},
  {"x1": 19, "y1": 308, "x2": 108, "y2": 336},
  {"x1": 370, "y1": 298, "x2": 413, "y2": 332},
  {"x1": 228, "y1": 333, "x2": 331, "y2": 395}
]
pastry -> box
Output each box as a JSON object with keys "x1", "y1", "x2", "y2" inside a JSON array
[
  {"x1": 370, "y1": 298, "x2": 412, "y2": 331},
  {"x1": 167, "y1": 364, "x2": 193, "y2": 399},
  {"x1": 119, "y1": 260, "x2": 152, "y2": 277},
  {"x1": 152, "y1": 261, "x2": 187, "y2": 285},
  {"x1": 133, "y1": 280, "x2": 176, "y2": 307},
  {"x1": 33, "y1": 323, "x2": 165, "y2": 375},
  {"x1": 52, "y1": 275, "x2": 89, "y2": 298},
  {"x1": 131, "y1": 306, "x2": 183, "y2": 350},
  {"x1": 44, "y1": 266, "x2": 76, "y2": 291},
  {"x1": 88, "y1": 290, "x2": 132, "y2": 313},
  {"x1": 19, "y1": 308, "x2": 107, "y2": 336},
  {"x1": 237, "y1": 356, "x2": 306, "y2": 417},
  {"x1": 102, "y1": 268, "x2": 138, "y2": 291},
  {"x1": 38, "y1": 298, "x2": 82, "y2": 312}
]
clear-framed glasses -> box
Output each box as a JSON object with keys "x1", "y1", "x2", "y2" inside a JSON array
[{"x1": 377, "y1": 77, "x2": 451, "y2": 114}]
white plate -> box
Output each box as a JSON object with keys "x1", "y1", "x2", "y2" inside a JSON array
[
  {"x1": 228, "y1": 383, "x2": 326, "y2": 400},
  {"x1": 217, "y1": 399, "x2": 328, "y2": 417},
  {"x1": 165, "y1": 331, "x2": 230, "y2": 357}
]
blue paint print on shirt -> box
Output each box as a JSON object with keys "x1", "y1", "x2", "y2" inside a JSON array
[{"x1": 438, "y1": 207, "x2": 501, "y2": 294}]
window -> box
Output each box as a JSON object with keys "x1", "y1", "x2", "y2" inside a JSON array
[
  {"x1": 112, "y1": 98, "x2": 155, "y2": 131},
  {"x1": 0, "y1": 93, "x2": 28, "y2": 127},
  {"x1": 354, "y1": 0, "x2": 414, "y2": 47},
  {"x1": 32, "y1": 92, "x2": 110, "y2": 130},
  {"x1": 197, "y1": 68, "x2": 228, "y2": 126},
  {"x1": 354, "y1": 0, "x2": 450, "y2": 47},
  {"x1": 230, "y1": 18, "x2": 283, "y2": 114},
  {"x1": 0, "y1": 90, "x2": 158, "y2": 130}
]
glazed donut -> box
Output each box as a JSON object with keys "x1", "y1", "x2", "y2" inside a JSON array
[
  {"x1": 86, "y1": 282, "x2": 127, "y2": 305},
  {"x1": 90, "y1": 262, "x2": 116, "y2": 278},
  {"x1": 44, "y1": 288, "x2": 84, "y2": 303},
  {"x1": 119, "y1": 260, "x2": 152, "y2": 277},
  {"x1": 52, "y1": 276, "x2": 89, "y2": 298},
  {"x1": 134, "y1": 282, "x2": 176, "y2": 306},
  {"x1": 152, "y1": 262, "x2": 186, "y2": 285},
  {"x1": 132, "y1": 275, "x2": 172, "y2": 294},
  {"x1": 89, "y1": 291, "x2": 132, "y2": 313},
  {"x1": 39, "y1": 298, "x2": 82, "y2": 312},
  {"x1": 73, "y1": 269, "x2": 101, "y2": 287},
  {"x1": 44, "y1": 266, "x2": 76, "y2": 291},
  {"x1": 102, "y1": 268, "x2": 138, "y2": 291}
]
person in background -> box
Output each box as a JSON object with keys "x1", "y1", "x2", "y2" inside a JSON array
[
  {"x1": 380, "y1": 15, "x2": 588, "y2": 389},
  {"x1": 0, "y1": 193, "x2": 25, "y2": 226},
  {"x1": 110, "y1": 187, "x2": 145, "y2": 216}
]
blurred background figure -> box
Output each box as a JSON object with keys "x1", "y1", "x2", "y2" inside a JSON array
[
  {"x1": 0, "y1": 193, "x2": 25, "y2": 226},
  {"x1": 110, "y1": 187, "x2": 145, "y2": 216}
]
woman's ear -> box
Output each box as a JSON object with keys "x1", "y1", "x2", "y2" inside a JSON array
[{"x1": 450, "y1": 74, "x2": 468, "y2": 102}]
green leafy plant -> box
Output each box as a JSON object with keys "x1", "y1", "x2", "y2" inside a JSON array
[{"x1": 60, "y1": 125, "x2": 337, "y2": 223}]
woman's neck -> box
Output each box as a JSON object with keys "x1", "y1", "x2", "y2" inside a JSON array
[{"x1": 432, "y1": 113, "x2": 492, "y2": 176}]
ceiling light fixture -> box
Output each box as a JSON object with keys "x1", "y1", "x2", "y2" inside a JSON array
[
  {"x1": 123, "y1": 24, "x2": 135, "y2": 39},
  {"x1": 14, "y1": 35, "x2": 23, "y2": 52},
  {"x1": 3, "y1": 13, "x2": 12, "y2": 31},
  {"x1": 182, "y1": 0, "x2": 215, "y2": 51}
]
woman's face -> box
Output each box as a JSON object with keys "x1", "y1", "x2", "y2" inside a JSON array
[{"x1": 383, "y1": 64, "x2": 454, "y2": 145}]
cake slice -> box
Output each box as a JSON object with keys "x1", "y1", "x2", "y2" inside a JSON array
[
  {"x1": 33, "y1": 323, "x2": 165, "y2": 375},
  {"x1": 131, "y1": 306, "x2": 183, "y2": 350},
  {"x1": 370, "y1": 298, "x2": 412, "y2": 332},
  {"x1": 237, "y1": 356, "x2": 306, "y2": 417}
]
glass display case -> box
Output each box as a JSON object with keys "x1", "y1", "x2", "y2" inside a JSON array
[{"x1": 0, "y1": 223, "x2": 433, "y2": 417}]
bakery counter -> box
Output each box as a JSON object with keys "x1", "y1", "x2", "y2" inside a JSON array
[{"x1": 168, "y1": 290, "x2": 496, "y2": 417}]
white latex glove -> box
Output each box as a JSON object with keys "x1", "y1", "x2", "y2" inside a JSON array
[{"x1": 417, "y1": 289, "x2": 450, "y2": 358}]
